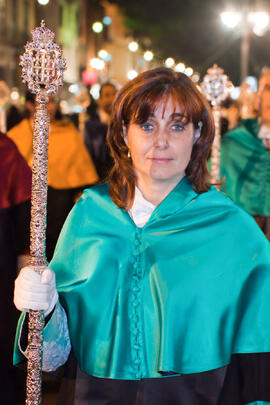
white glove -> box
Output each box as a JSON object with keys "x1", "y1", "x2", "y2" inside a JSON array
[{"x1": 14, "y1": 266, "x2": 58, "y2": 317}]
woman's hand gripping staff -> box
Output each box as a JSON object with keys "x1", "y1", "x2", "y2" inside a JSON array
[{"x1": 14, "y1": 267, "x2": 58, "y2": 317}]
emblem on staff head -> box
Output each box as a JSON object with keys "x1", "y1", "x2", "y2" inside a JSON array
[{"x1": 20, "y1": 20, "x2": 66, "y2": 101}]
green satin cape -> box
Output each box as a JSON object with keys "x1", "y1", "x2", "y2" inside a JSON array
[
  {"x1": 247, "y1": 402, "x2": 270, "y2": 405},
  {"x1": 14, "y1": 177, "x2": 270, "y2": 380},
  {"x1": 220, "y1": 118, "x2": 270, "y2": 216}
]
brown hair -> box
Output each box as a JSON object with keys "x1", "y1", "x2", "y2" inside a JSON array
[{"x1": 107, "y1": 67, "x2": 215, "y2": 209}]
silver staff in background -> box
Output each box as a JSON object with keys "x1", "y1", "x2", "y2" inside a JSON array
[
  {"x1": 20, "y1": 20, "x2": 66, "y2": 405},
  {"x1": 201, "y1": 64, "x2": 233, "y2": 187}
]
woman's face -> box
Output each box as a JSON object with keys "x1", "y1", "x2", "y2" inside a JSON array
[{"x1": 124, "y1": 97, "x2": 195, "y2": 188}]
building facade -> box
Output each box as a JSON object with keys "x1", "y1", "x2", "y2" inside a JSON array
[{"x1": 0, "y1": 0, "x2": 36, "y2": 88}]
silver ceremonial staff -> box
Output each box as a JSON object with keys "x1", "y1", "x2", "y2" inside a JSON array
[
  {"x1": 201, "y1": 64, "x2": 233, "y2": 188},
  {"x1": 20, "y1": 20, "x2": 66, "y2": 405}
]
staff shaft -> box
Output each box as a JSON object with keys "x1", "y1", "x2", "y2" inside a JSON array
[
  {"x1": 211, "y1": 106, "x2": 221, "y2": 187},
  {"x1": 26, "y1": 97, "x2": 49, "y2": 405}
]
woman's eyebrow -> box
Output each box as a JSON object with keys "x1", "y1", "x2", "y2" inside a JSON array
[{"x1": 169, "y1": 113, "x2": 188, "y2": 121}]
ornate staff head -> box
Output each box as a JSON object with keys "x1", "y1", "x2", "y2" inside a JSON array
[
  {"x1": 201, "y1": 64, "x2": 233, "y2": 107},
  {"x1": 20, "y1": 20, "x2": 66, "y2": 102},
  {"x1": 201, "y1": 64, "x2": 233, "y2": 187}
]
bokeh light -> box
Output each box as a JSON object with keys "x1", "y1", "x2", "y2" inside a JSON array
[
  {"x1": 248, "y1": 12, "x2": 269, "y2": 30},
  {"x1": 220, "y1": 11, "x2": 241, "y2": 29},
  {"x1": 103, "y1": 16, "x2": 112, "y2": 26},
  {"x1": 98, "y1": 49, "x2": 108, "y2": 59},
  {"x1": 185, "y1": 67, "x2": 193, "y2": 76},
  {"x1": 174, "y1": 63, "x2": 185, "y2": 73},
  {"x1": 144, "y1": 51, "x2": 154, "y2": 62},
  {"x1": 68, "y1": 84, "x2": 79, "y2": 94},
  {"x1": 90, "y1": 58, "x2": 105, "y2": 70},
  {"x1": 90, "y1": 84, "x2": 101, "y2": 100},
  {"x1": 192, "y1": 73, "x2": 200, "y2": 83},
  {"x1": 92, "y1": 22, "x2": 103, "y2": 33},
  {"x1": 98, "y1": 49, "x2": 112, "y2": 62},
  {"x1": 128, "y1": 41, "x2": 139, "y2": 52},
  {"x1": 127, "y1": 70, "x2": 138, "y2": 80},
  {"x1": 10, "y1": 88, "x2": 20, "y2": 101},
  {"x1": 165, "y1": 57, "x2": 175, "y2": 68}
]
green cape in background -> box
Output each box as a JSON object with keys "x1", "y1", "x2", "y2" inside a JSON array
[{"x1": 220, "y1": 118, "x2": 270, "y2": 216}]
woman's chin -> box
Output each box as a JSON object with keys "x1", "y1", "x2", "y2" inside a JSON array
[{"x1": 148, "y1": 169, "x2": 184, "y2": 184}]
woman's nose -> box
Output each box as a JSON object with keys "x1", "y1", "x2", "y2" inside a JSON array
[{"x1": 153, "y1": 130, "x2": 169, "y2": 148}]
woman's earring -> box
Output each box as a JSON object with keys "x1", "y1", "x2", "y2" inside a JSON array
[
  {"x1": 127, "y1": 150, "x2": 131, "y2": 158},
  {"x1": 193, "y1": 121, "x2": 202, "y2": 144}
]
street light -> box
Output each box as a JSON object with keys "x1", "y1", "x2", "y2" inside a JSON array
[
  {"x1": 127, "y1": 69, "x2": 138, "y2": 80},
  {"x1": 220, "y1": 12, "x2": 241, "y2": 29},
  {"x1": 128, "y1": 41, "x2": 139, "y2": 52},
  {"x1": 144, "y1": 51, "x2": 154, "y2": 62},
  {"x1": 98, "y1": 49, "x2": 112, "y2": 62},
  {"x1": 98, "y1": 49, "x2": 108, "y2": 59},
  {"x1": 92, "y1": 22, "x2": 103, "y2": 33},
  {"x1": 90, "y1": 58, "x2": 105, "y2": 70},
  {"x1": 185, "y1": 67, "x2": 194, "y2": 77},
  {"x1": 165, "y1": 57, "x2": 175, "y2": 68},
  {"x1": 103, "y1": 16, "x2": 112, "y2": 26},
  {"x1": 175, "y1": 62, "x2": 185, "y2": 72},
  {"x1": 249, "y1": 12, "x2": 269, "y2": 36},
  {"x1": 220, "y1": 9, "x2": 269, "y2": 82},
  {"x1": 10, "y1": 88, "x2": 20, "y2": 101},
  {"x1": 68, "y1": 84, "x2": 79, "y2": 94},
  {"x1": 90, "y1": 84, "x2": 101, "y2": 100},
  {"x1": 37, "y1": 0, "x2": 50, "y2": 4},
  {"x1": 192, "y1": 73, "x2": 200, "y2": 83}
]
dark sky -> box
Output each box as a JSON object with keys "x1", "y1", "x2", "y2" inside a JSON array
[{"x1": 111, "y1": 0, "x2": 270, "y2": 84}]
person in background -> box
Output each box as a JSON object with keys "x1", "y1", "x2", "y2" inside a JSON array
[
  {"x1": 220, "y1": 70, "x2": 270, "y2": 238},
  {"x1": 8, "y1": 92, "x2": 98, "y2": 260},
  {"x1": 70, "y1": 88, "x2": 99, "y2": 136},
  {"x1": 238, "y1": 80, "x2": 257, "y2": 120},
  {"x1": 13, "y1": 67, "x2": 270, "y2": 404},
  {"x1": 6, "y1": 104, "x2": 23, "y2": 131},
  {"x1": 0, "y1": 132, "x2": 31, "y2": 404},
  {"x1": 220, "y1": 98, "x2": 240, "y2": 136},
  {"x1": 84, "y1": 82, "x2": 117, "y2": 181}
]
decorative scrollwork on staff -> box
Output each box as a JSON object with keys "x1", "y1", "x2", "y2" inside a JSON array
[
  {"x1": 201, "y1": 64, "x2": 233, "y2": 187},
  {"x1": 20, "y1": 20, "x2": 66, "y2": 405}
]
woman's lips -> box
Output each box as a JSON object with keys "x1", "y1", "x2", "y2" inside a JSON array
[{"x1": 148, "y1": 157, "x2": 172, "y2": 163}]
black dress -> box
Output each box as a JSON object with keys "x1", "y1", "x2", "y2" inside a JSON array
[{"x1": 55, "y1": 350, "x2": 270, "y2": 405}]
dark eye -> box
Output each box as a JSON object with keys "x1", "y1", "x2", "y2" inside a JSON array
[
  {"x1": 171, "y1": 123, "x2": 184, "y2": 132},
  {"x1": 140, "y1": 122, "x2": 154, "y2": 132}
]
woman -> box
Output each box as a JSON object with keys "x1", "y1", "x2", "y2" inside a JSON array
[{"x1": 14, "y1": 68, "x2": 270, "y2": 404}]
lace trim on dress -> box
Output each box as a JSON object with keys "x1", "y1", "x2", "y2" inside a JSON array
[{"x1": 42, "y1": 301, "x2": 71, "y2": 372}]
